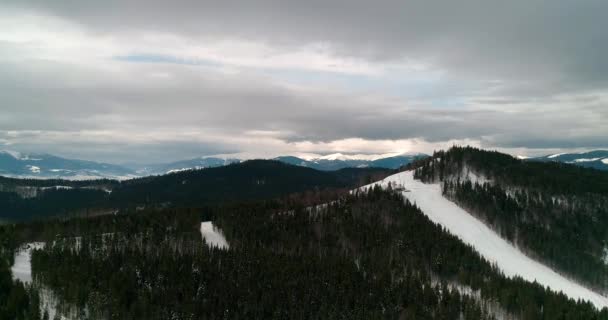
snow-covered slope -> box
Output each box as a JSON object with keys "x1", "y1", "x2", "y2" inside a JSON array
[{"x1": 363, "y1": 170, "x2": 608, "y2": 309}]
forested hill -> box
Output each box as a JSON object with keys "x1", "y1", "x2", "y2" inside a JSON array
[
  {"x1": 413, "y1": 146, "x2": 608, "y2": 292},
  {"x1": 412, "y1": 146, "x2": 608, "y2": 194},
  {"x1": 6, "y1": 188, "x2": 607, "y2": 319},
  {"x1": 109, "y1": 160, "x2": 391, "y2": 207},
  {"x1": 0, "y1": 160, "x2": 392, "y2": 222}
]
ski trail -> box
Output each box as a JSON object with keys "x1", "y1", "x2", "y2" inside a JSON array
[{"x1": 363, "y1": 170, "x2": 608, "y2": 310}]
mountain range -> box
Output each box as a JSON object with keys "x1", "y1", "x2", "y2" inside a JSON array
[
  {"x1": 528, "y1": 150, "x2": 608, "y2": 170},
  {"x1": 0, "y1": 150, "x2": 428, "y2": 179},
  {"x1": 0, "y1": 150, "x2": 137, "y2": 180},
  {"x1": 3, "y1": 149, "x2": 607, "y2": 180}
]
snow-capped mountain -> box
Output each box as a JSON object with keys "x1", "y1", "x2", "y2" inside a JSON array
[
  {"x1": 275, "y1": 153, "x2": 428, "y2": 171},
  {"x1": 531, "y1": 150, "x2": 608, "y2": 170},
  {"x1": 136, "y1": 157, "x2": 241, "y2": 175},
  {"x1": 0, "y1": 150, "x2": 136, "y2": 180},
  {"x1": 136, "y1": 153, "x2": 429, "y2": 175}
]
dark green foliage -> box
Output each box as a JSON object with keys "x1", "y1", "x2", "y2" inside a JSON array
[
  {"x1": 0, "y1": 189, "x2": 110, "y2": 221},
  {"x1": 22, "y1": 188, "x2": 607, "y2": 319},
  {"x1": 0, "y1": 160, "x2": 392, "y2": 222},
  {"x1": 109, "y1": 160, "x2": 391, "y2": 207},
  {"x1": 0, "y1": 176, "x2": 116, "y2": 190}
]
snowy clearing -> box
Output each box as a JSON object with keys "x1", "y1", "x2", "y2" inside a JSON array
[
  {"x1": 12, "y1": 243, "x2": 79, "y2": 319},
  {"x1": 200, "y1": 222, "x2": 229, "y2": 249},
  {"x1": 362, "y1": 170, "x2": 608, "y2": 310},
  {"x1": 11, "y1": 242, "x2": 45, "y2": 284}
]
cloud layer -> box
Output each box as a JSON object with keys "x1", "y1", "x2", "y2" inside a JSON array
[{"x1": 1, "y1": 1, "x2": 607, "y2": 162}]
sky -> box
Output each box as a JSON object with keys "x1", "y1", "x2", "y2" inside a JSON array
[{"x1": 1, "y1": 0, "x2": 607, "y2": 163}]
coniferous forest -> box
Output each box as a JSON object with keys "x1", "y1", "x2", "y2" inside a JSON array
[{"x1": 0, "y1": 187, "x2": 604, "y2": 319}]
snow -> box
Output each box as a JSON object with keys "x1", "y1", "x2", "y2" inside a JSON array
[
  {"x1": 318, "y1": 153, "x2": 355, "y2": 161},
  {"x1": 314, "y1": 152, "x2": 414, "y2": 161},
  {"x1": 41, "y1": 186, "x2": 73, "y2": 191},
  {"x1": 516, "y1": 155, "x2": 530, "y2": 160},
  {"x1": 11, "y1": 243, "x2": 79, "y2": 319},
  {"x1": 362, "y1": 171, "x2": 608, "y2": 310},
  {"x1": 11, "y1": 243, "x2": 45, "y2": 284},
  {"x1": 602, "y1": 159, "x2": 608, "y2": 165},
  {"x1": 200, "y1": 222, "x2": 229, "y2": 249},
  {"x1": 167, "y1": 166, "x2": 204, "y2": 174},
  {"x1": 27, "y1": 165, "x2": 41, "y2": 173},
  {"x1": 548, "y1": 153, "x2": 566, "y2": 159},
  {"x1": 573, "y1": 158, "x2": 602, "y2": 162}
]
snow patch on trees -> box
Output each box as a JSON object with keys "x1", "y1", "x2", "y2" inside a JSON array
[
  {"x1": 11, "y1": 243, "x2": 45, "y2": 284},
  {"x1": 12, "y1": 243, "x2": 80, "y2": 319},
  {"x1": 362, "y1": 170, "x2": 608, "y2": 310},
  {"x1": 200, "y1": 222, "x2": 229, "y2": 249}
]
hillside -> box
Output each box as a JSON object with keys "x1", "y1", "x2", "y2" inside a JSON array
[
  {"x1": 367, "y1": 170, "x2": 608, "y2": 309},
  {"x1": 0, "y1": 160, "x2": 391, "y2": 221},
  {"x1": 412, "y1": 146, "x2": 608, "y2": 292},
  {"x1": 5, "y1": 188, "x2": 607, "y2": 319}
]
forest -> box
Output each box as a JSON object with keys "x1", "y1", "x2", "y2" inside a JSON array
[
  {"x1": 0, "y1": 187, "x2": 605, "y2": 319},
  {"x1": 0, "y1": 160, "x2": 391, "y2": 221}
]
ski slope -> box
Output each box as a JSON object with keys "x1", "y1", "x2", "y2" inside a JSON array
[{"x1": 364, "y1": 170, "x2": 608, "y2": 310}]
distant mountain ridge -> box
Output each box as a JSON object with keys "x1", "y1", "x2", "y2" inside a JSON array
[
  {"x1": 0, "y1": 150, "x2": 428, "y2": 179},
  {"x1": 529, "y1": 150, "x2": 608, "y2": 170},
  {"x1": 0, "y1": 159, "x2": 392, "y2": 221},
  {"x1": 274, "y1": 153, "x2": 428, "y2": 171},
  {"x1": 0, "y1": 150, "x2": 136, "y2": 180},
  {"x1": 136, "y1": 157, "x2": 241, "y2": 176}
]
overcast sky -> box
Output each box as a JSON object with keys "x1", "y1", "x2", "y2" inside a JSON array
[{"x1": 1, "y1": 0, "x2": 607, "y2": 163}]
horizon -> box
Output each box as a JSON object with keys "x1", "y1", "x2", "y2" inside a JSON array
[{"x1": 2, "y1": 147, "x2": 608, "y2": 167}]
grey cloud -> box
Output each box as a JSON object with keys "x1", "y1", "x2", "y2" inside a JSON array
[
  {"x1": 6, "y1": 0, "x2": 608, "y2": 95},
  {"x1": 1, "y1": 1, "x2": 608, "y2": 161},
  {"x1": 1, "y1": 56, "x2": 606, "y2": 162}
]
